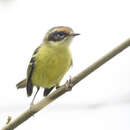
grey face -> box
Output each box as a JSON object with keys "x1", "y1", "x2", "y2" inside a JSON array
[{"x1": 48, "y1": 31, "x2": 70, "y2": 42}]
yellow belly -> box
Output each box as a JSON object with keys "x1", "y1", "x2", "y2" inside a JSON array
[{"x1": 31, "y1": 45, "x2": 72, "y2": 88}]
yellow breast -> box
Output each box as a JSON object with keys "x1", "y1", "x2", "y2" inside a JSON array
[{"x1": 31, "y1": 44, "x2": 72, "y2": 88}]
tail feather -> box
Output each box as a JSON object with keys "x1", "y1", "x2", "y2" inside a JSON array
[{"x1": 16, "y1": 79, "x2": 26, "y2": 89}]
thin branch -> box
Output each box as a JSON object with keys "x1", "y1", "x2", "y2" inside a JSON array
[{"x1": 2, "y1": 39, "x2": 130, "y2": 130}]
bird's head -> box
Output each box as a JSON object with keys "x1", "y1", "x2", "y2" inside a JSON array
[{"x1": 43, "y1": 26, "x2": 80, "y2": 47}]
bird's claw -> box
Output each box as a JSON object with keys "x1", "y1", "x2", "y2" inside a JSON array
[
  {"x1": 56, "y1": 85, "x2": 60, "y2": 89},
  {"x1": 29, "y1": 102, "x2": 34, "y2": 112},
  {"x1": 65, "y1": 76, "x2": 73, "y2": 91}
]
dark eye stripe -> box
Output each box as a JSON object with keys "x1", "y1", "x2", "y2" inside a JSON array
[
  {"x1": 57, "y1": 31, "x2": 68, "y2": 36},
  {"x1": 48, "y1": 31, "x2": 69, "y2": 41}
]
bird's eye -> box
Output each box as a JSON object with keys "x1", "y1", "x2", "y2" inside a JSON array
[
  {"x1": 48, "y1": 31, "x2": 68, "y2": 41},
  {"x1": 57, "y1": 32, "x2": 66, "y2": 37}
]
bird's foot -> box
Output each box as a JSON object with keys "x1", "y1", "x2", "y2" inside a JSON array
[
  {"x1": 30, "y1": 101, "x2": 34, "y2": 107},
  {"x1": 29, "y1": 86, "x2": 39, "y2": 111},
  {"x1": 29, "y1": 102, "x2": 34, "y2": 112},
  {"x1": 56, "y1": 85, "x2": 60, "y2": 89},
  {"x1": 65, "y1": 76, "x2": 73, "y2": 92}
]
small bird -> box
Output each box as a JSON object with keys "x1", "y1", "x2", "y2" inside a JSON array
[{"x1": 16, "y1": 26, "x2": 80, "y2": 104}]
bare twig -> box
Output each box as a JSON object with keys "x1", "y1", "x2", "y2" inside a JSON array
[
  {"x1": 2, "y1": 39, "x2": 130, "y2": 130},
  {"x1": 6, "y1": 116, "x2": 12, "y2": 124}
]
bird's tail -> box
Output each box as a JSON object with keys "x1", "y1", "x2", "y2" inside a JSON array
[{"x1": 16, "y1": 79, "x2": 26, "y2": 89}]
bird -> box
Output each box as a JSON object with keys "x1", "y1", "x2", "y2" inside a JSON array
[{"x1": 16, "y1": 26, "x2": 80, "y2": 104}]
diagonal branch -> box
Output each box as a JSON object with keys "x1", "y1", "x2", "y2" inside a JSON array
[{"x1": 2, "y1": 39, "x2": 130, "y2": 130}]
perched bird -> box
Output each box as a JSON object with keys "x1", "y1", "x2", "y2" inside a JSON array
[{"x1": 16, "y1": 26, "x2": 80, "y2": 104}]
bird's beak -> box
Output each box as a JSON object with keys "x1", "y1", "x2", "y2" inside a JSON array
[{"x1": 70, "y1": 33, "x2": 80, "y2": 37}]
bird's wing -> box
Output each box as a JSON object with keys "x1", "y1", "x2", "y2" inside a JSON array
[{"x1": 26, "y1": 46, "x2": 40, "y2": 96}]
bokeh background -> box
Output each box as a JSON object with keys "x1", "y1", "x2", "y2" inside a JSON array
[{"x1": 0, "y1": 0, "x2": 130, "y2": 129}]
